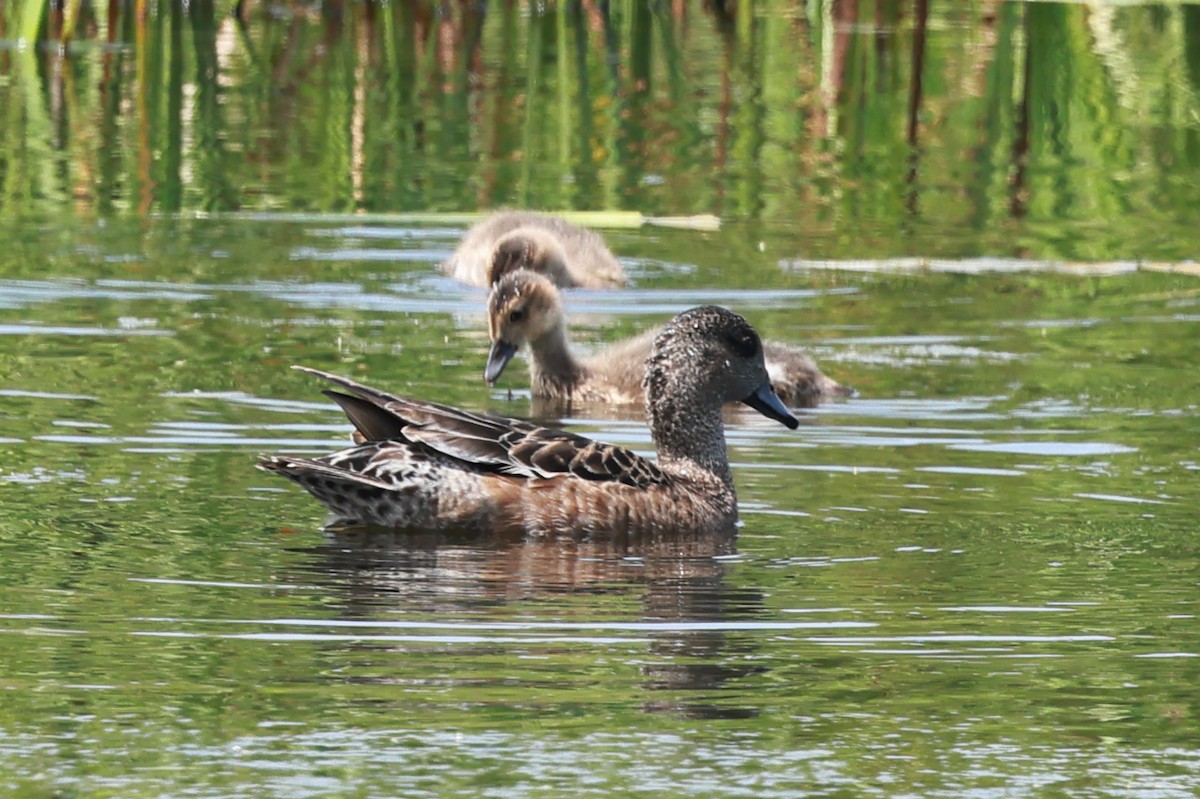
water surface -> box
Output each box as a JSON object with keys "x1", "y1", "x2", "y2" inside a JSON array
[{"x1": 2, "y1": 2, "x2": 1200, "y2": 797}]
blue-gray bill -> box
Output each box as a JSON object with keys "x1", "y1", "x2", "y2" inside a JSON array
[
  {"x1": 742, "y1": 382, "x2": 800, "y2": 429},
  {"x1": 485, "y1": 340, "x2": 519, "y2": 385}
]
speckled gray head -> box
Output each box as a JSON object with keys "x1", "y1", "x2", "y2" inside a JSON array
[{"x1": 644, "y1": 306, "x2": 800, "y2": 430}]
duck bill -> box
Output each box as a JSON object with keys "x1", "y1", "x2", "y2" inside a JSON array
[
  {"x1": 484, "y1": 340, "x2": 519, "y2": 385},
  {"x1": 742, "y1": 382, "x2": 800, "y2": 429}
]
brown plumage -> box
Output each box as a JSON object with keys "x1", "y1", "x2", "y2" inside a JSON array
[
  {"x1": 441, "y1": 211, "x2": 627, "y2": 289},
  {"x1": 258, "y1": 307, "x2": 799, "y2": 537},
  {"x1": 485, "y1": 269, "x2": 853, "y2": 407}
]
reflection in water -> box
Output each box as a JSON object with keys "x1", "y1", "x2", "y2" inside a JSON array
[
  {"x1": 291, "y1": 528, "x2": 765, "y2": 718},
  {"x1": 4, "y1": 3, "x2": 1200, "y2": 259}
]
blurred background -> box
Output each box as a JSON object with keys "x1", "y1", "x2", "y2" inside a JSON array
[{"x1": 5, "y1": 0, "x2": 1200, "y2": 261}]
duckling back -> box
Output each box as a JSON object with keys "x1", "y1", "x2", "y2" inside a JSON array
[
  {"x1": 442, "y1": 211, "x2": 626, "y2": 289},
  {"x1": 762, "y1": 342, "x2": 854, "y2": 407}
]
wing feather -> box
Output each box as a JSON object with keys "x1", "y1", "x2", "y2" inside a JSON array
[{"x1": 297, "y1": 367, "x2": 668, "y2": 487}]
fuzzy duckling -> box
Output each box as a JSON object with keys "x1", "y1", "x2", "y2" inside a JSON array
[
  {"x1": 441, "y1": 211, "x2": 627, "y2": 289},
  {"x1": 484, "y1": 269, "x2": 852, "y2": 407}
]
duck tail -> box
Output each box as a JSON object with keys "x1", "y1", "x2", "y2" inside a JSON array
[
  {"x1": 257, "y1": 455, "x2": 402, "y2": 525},
  {"x1": 257, "y1": 455, "x2": 396, "y2": 489}
]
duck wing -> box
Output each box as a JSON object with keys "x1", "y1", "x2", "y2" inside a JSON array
[{"x1": 296, "y1": 367, "x2": 668, "y2": 486}]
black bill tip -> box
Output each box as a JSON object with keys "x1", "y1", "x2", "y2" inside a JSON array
[{"x1": 742, "y1": 382, "x2": 800, "y2": 429}]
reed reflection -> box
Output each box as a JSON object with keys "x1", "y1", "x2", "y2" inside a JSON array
[{"x1": 5, "y1": 2, "x2": 1199, "y2": 260}]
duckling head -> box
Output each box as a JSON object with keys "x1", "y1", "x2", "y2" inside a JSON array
[
  {"x1": 485, "y1": 269, "x2": 566, "y2": 385},
  {"x1": 488, "y1": 229, "x2": 569, "y2": 286}
]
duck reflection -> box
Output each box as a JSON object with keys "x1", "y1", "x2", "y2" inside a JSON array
[{"x1": 288, "y1": 528, "x2": 766, "y2": 719}]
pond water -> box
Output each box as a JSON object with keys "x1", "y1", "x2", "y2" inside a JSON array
[{"x1": 2, "y1": 2, "x2": 1200, "y2": 798}]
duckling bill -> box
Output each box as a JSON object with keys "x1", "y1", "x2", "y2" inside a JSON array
[
  {"x1": 259, "y1": 306, "x2": 798, "y2": 538},
  {"x1": 485, "y1": 339, "x2": 519, "y2": 385}
]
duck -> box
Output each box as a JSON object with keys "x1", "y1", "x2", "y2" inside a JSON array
[
  {"x1": 441, "y1": 211, "x2": 627, "y2": 289},
  {"x1": 485, "y1": 269, "x2": 852, "y2": 407},
  {"x1": 258, "y1": 306, "x2": 798, "y2": 537}
]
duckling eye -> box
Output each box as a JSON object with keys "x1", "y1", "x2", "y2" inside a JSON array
[{"x1": 509, "y1": 309, "x2": 525, "y2": 323}]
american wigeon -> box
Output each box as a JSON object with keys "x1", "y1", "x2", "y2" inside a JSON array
[
  {"x1": 258, "y1": 306, "x2": 798, "y2": 537},
  {"x1": 441, "y1": 211, "x2": 627, "y2": 289},
  {"x1": 485, "y1": 269, "x2": 853, "y2": 407}
]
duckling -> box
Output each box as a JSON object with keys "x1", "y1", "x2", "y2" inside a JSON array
[
  {"x1": 259, "y1": 306, "x2": 799, "y2": 537},
  {"x1": 485, "y1": 269, "x2": 852, "y2": 407},
  {"x1": 441, "y1": 211, "x2": 627, "y2": 289}
]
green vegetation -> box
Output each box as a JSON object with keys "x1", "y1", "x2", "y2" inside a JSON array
[{"x1": 3, "y1": 2, "x2": 1200, "y2": 261}]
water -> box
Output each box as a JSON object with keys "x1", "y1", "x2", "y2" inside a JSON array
[
  {"x1": 3, "y1": 2, "x2": 1200, "y2": 797},
  {"x1": 1, "y1": 215, "x2": 1196, "y2": 797}
]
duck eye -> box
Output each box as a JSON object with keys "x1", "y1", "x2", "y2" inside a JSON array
[
  {"x1": 509, "y1": 309, "x2": 525, "y2": 323},
  {"x1": 728, "y1": 331, "x2": 759, "y2": 358}
]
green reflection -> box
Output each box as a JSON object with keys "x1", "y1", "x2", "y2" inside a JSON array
[{"x1": 1, "y1": 2, "x2": 1199, "y2": 259}]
